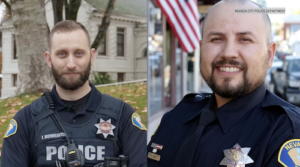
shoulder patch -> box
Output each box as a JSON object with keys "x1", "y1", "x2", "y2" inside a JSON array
[
  {"x1": 132, "y1": 113, "x2": 147, "y2": 131},
  {"x1": 278, "y1": 139, "x2": 300, "y2": 167},
  {"x1": 4, "y1": 119, "x2": 18, "y2": 138}
]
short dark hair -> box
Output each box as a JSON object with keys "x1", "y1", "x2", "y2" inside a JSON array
[
  {"x1": 201, "y1": 0, "x2": 271, "y2": 44},
  {"x1": 48, "y1": 20, "x2": 91, "y2": 49}
]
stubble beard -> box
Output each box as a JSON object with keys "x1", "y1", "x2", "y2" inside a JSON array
[{"x1": 51, "y1": 61, "x2": 91, "y2": 91}]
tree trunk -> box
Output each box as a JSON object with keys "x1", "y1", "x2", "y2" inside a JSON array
[
  {"x1": 65, "y1": 0, "x2": 81, "y2": 20},
  {"x1": 91, "y1": 0, "x2": 115, "y2": 50},
  {"x1": 52, "y1": 0, "x2": 63, "y2": 25},
  {"x1": 10, "y1": 0, "x2": 55, "y2": 94}
]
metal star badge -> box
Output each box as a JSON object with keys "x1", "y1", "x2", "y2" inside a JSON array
[
  {"x1": 220, "y1": 143, "x2": 254, "y2": 167},
  {"x1": 94, "y1": 118, "x2": 115, "y2": 138}
]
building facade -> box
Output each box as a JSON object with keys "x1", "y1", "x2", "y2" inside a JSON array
[{"x1": 0, "y1": 0, "x2": 147, "y2": 98}]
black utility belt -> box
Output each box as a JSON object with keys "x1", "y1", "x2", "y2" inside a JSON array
[{"x1": 56, "y1": 155, "x2": 129, "y2": 167}]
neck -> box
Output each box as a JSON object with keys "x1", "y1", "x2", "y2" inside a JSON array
[
  {"x1": 214, "y1": 93, "x2": 234, "y2": 108},
  {"x1": 55, "y1": 82, "x2": 91, "y2": 101}
]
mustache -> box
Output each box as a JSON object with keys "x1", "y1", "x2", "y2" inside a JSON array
[
  {"x1": 212, "y1": 58, "x2": 246, "y2": 70},
  {"x1": 60, "y1": 70, "x2": 82, "y2": 74}
]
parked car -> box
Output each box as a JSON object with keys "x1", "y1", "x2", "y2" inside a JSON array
[
  {"x1": 265, "y1": 56, "x2": 283, "y2": 92},
  {"x1": 271, "y1": 56, "x2": 300, "y2": 105},
  {"x1": 275, "y1": 51, "x2": 291, "y2": 60}
]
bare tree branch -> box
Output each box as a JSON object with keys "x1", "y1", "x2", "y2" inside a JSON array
[
  {"x1": 52, "y1": 0, "x2": 63, "y2": 25},
  {"x1": 91, "y1": 0, "x2": 116, "y2": 50},
  {"x1": 1, "y1": 0, "x2": 11, "y2": 14},
  {"x1": 66, "y1": 0, "x2": 81, "y2": 20}
]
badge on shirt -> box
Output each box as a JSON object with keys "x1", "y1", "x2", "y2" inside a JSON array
[
  {"x1": 278, "y1": 139, "x2": 300, "y2": 167},
  {"x1": 4, "y1": 119, "x2": 17, "y2": 138},
  {"x1": 132, "y1": 113, "x2": 147, "y2": 131},
  {"x1": 148, "y1": 152, "x2": 161, "y2": 161},
  {"x1": 95, "y1": 118, "x2": 115, "y2": 139},
  {"x1": 220, "y1": 143, "x2": 254, "y2": 167}
]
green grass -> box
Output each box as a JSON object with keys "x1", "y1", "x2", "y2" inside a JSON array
[
  {"x1": 0, "y1": 82, "x2": 147, "y2": 163},
  {"x1": 96, "y1": 82, "x2": 147, "y2": 126}
]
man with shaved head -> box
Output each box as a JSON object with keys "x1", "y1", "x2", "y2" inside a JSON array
[{"x1": 147, "y1": 0, "x2": 300, "y2": 167}]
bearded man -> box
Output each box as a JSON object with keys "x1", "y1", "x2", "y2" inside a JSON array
[
  {"x1": 2, "y1": 20, "x2": 147, "y2": 167},
  {"x1": 147, "y1": 0, "x2": 300, "y2": 167}
]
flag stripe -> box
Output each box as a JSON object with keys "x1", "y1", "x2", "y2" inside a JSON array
[
  {"x1": 156, "y1": 0, "x2": 200, "y2": 53},
  {"x1": 162, "y1": 0, "x2": 193, "y2": 51},
  {"x1": 167, "y1": 0, "x2": 196, "y2": 49},
  {"x1": 187, "y1": 0, "x2": 200, "y2": 39},
  {"x1": 176, "y1": 0, "x2": 200, "y2": 40},
  {"x1": 158, "y1": 0, "x2": 191, "y2": 52}
]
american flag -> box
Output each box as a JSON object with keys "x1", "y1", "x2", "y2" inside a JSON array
[{"x1": 155, "y1": 0, "x2": 200, "y2": 53}]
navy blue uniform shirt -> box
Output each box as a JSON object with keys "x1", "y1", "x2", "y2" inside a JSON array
[
  {"x1": 148, "y1": 84, "x2": 300, "y2": 167},
  {"x1": 1, "y1": 84, "x2": 147, "y2": 167}
]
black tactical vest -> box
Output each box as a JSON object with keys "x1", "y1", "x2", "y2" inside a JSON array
[{"x1": 30, "y1": 94, "x2": 123, "y2": 167}]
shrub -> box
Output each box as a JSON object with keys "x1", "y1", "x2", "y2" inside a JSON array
[{"x1": 90, "y1": 72, "x2": 114, "y2": 85}]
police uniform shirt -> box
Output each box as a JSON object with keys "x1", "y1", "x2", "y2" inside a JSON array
[
  {"x1": 1, "y1": 84, "x2": 147, "y2": 167},
  {"x1": 147, "y1": 84, "x2": 300, "y2": 167}
]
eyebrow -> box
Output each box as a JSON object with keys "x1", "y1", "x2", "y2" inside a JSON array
[{"x1": 206, "y1": 31, "x2": 257, "y2": 38}]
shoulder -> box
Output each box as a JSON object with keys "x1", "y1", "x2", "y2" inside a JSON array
[
  {"x1": 4, "y1": 105, "x2": 33, "y2": 139},
  {"x1": 261, "y1": 90, "x2": 300, "y2": 132},
  {"x1": 13, "y1": 105, "x2": 33, "y2": 123},
  {"x1": 162, "y1": 93, "x2": 211, "y2": 120}
]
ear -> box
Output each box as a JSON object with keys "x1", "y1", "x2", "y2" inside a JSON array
[
  {"x1": 90, "y1": 48, "x2": 96, "y2": 65},
  {"x1": 267, "y1": 42, "x2": 276, "y2": 68},
  {"x1": 44, "y1": 51, "x2": 52, "y2": 68}
]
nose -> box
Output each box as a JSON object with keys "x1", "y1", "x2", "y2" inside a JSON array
[
  {"x1": 221, "y1": 39, "x2": 238, "y2": 59},
  {"x1": 66, "y1": 55, "x2": 76, "y2": 70}
]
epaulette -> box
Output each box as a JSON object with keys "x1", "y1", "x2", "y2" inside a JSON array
[{"x1": 183, "y1": 93, "x2": 212, "y2": 102}]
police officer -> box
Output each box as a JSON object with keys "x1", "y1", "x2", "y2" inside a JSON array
[
  {"x1": 148, "y1": 0, "x2": 300, "y2": 167},
  {"x1": 1, "y1": 20, "x2": 147, "y2": 167}
]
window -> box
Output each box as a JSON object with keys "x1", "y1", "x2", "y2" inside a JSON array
[
  {"x1": 283, "y1": 61, "x2": 289, "y2": 72},
  {"x1": 98, "y1": 72, "x2": 107, "y2": 77},
  {"x1": 12, "y1": 35, "x2": 17, "y2": 59},
  {"x1": 0, "y1": 32, "x2": 2, "y2": 50},
  {"x1": 98, "y1": 34, "x2": 106, "y2": 55},
  {"x1": 117, "y1": 28, "x2": 125, "y2": 56},
  {"x1": 12, "y1": 74, "x2": 18, "y2": 87},
  {"x1": 117, "y1": 73, "x2": 124, "y2": 82},
  {"x1": 143, "y1": 48, "x2": 147, "y2": 57}
]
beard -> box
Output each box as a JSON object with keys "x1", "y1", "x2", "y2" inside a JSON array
[
  {"x1": 201, "y1": 56, "x2": 268, "y2": 98},
  {"x1": 51, "y1": 61, "x2": 91, "y2": 91}
]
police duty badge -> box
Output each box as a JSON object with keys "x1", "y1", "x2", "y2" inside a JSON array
[
  {"x1": 95, "y1": 118, "x2": 115, "y2": 139},
  {"x1": 4, "y1": 119, "x2": 17, "y2": 138},
  {"x1": 278, "y1": 139, "x2": 300, "y2": 167},
  {"x1": 220, "y1": 143, "x2": 254, "y2": 167}
]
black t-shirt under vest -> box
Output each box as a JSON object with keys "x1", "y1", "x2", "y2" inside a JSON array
[{"x1": 31, "y1": 94, "x2": 123, "y2": 167}]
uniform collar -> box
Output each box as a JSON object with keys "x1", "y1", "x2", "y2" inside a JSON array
[
  {"x1": 51, "y1": 83, "x2": 101, "y2": 112},
  {"x1": 184, "y1": 84, "x2": 266, "y2": 134}
]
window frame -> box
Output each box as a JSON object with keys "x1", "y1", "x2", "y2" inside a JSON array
[
  {"x1": 12, "y1": 34, "x2": 17, "y2": 60},
  {"x1": 116, "y1": 28, "x2": 125, "y2": 57},
  {"x1": 117, "y1": 72, "x2": 125, "y2": 82},
  {"x1": 12, "y1": 74, "x2": 18, "y2": 87}
]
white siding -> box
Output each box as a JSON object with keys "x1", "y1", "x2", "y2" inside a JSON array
[
  {"x1": 1, "y1": 27, "x2": 19, "y2": 98},
  {"x1": 91, "y1": 19, "x2": 139, "y2": 81}
]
